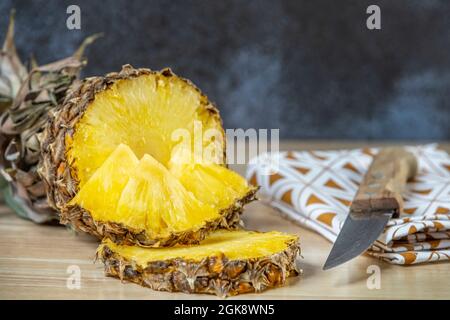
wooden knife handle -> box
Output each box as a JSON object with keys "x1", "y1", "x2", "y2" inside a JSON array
[{"x1": 350, "y1": 147, "x2": 418, "y2": 218}]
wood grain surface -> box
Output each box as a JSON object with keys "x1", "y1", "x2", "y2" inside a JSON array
[{"x1": 0, "y1": 141, "x2": 449, "y2": 300}]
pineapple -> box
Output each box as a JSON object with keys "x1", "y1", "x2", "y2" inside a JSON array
[
  {"x1": 97, "y1": 230, "x2": 300, "y2": 297},
  {"x1": 40, "y1": 65, "x2": 257, "y2": 246},
  {"x1": 1, "y1": 15, "x2": 300, "y2": 296}
]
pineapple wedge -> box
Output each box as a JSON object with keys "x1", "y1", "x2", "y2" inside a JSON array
[
  {"x1": 169, "y1": 146, "x2": 252, "y2": 211},
  {"x1": 69, "y1": 144, "x2": 139, "y2": 223},
  {"x1": 98, "y1": 230, "x2": 300, "y2": 297}
]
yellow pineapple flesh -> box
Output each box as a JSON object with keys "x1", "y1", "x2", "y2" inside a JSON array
[
  {"x1": 67, "y1": 73, "x2": 223, "y2": 188},
  {"x1": 69, "y1": 144, "x2": 139, "y2": 222},
  {"x1": 169, "y1": 146, "x2": 252, "y2": 211},
  {"x1": 98, "y1": 230, "x2": 300, "y2": 296},
  {"x1": 70, "y1": 144, "x2": 221, "y2": 240},
  {"x1": 102, "y1": 230, "x2": 296, "y2": 263},
  {"x1": 115, "y1": 154, "x2": 219, "y2": 237}
]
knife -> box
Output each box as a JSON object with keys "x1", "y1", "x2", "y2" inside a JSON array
[{"x1": 323, "y1": 147, "x2": 418, "y2": 270}]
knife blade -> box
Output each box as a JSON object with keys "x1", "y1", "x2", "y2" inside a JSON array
[{"x1": 323, "y1": 147, "x2": 418, "y2": 270}]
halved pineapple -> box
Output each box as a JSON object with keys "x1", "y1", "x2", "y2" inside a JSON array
[
  {"x1": 41, "y1": 65, "x2": 257, "y2": 246},
  {"x1": 98, "y1": 230, "x2": 300, "y2": 297}
]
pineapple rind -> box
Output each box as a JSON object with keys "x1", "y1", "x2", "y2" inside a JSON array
[{"x1": 98, "y1": 230, "x2": 300, "y2": 297}]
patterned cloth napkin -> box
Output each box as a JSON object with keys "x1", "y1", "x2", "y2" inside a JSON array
[{"x1": 246, "y1": 144, "x2": 450, "y2": 265}]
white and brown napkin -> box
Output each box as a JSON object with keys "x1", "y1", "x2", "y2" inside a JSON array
[{"x1": 246, "y1": 144, "x2": 450, "y2": 265}]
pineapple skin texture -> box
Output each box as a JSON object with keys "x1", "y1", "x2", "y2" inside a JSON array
[
  {"x1": 39, "y1": 65, "x2": 257, "y2": 247},
  {"x1": 97, "y1": 232, "x2": 300, "y2": 297}
]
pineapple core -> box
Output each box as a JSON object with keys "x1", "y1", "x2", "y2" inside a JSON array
[{"x1": 101, "y1": 230, "x2": 298, "y2": 264}]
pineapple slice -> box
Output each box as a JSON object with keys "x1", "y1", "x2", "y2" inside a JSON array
[{"x1": 98, "y1": 230, "x2": 300, "y2": 297}]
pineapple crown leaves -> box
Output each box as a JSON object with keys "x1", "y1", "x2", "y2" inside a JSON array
[
  {"x1": 0, "y1": 32, "x2": 103, "y2": 136},
  {"x1": 0, "y1": 10, "x2": 27, "y2": 113},
  {"x1": 0, "y1": 21, "x2": 101, "y2": 166},
  {"x1": 0, "y1": 10, "x2": 101, "y2": 224}
]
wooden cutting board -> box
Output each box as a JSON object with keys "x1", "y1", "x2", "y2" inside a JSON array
[{"x1": 0, "y1": 141, "x2": 449, "y2": 300}]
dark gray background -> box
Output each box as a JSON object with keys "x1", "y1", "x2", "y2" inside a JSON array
[{"x1": 1, "y1": 0, "x2": 449, "y2": 140}]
